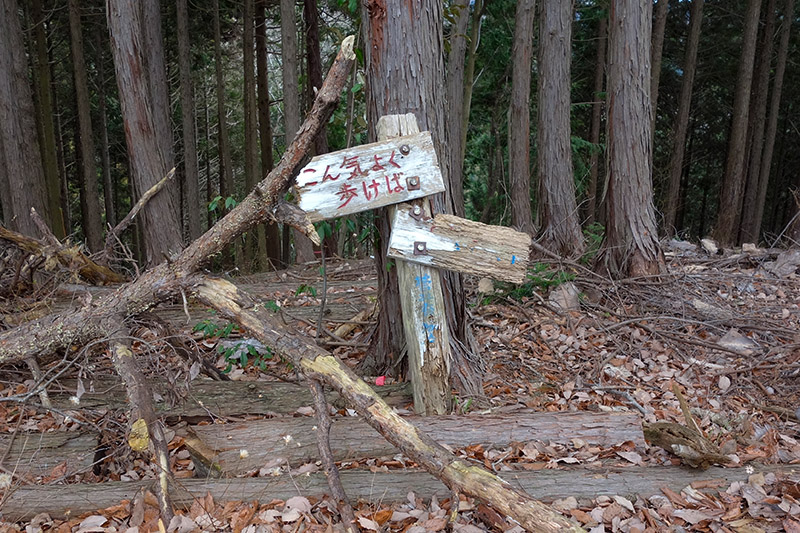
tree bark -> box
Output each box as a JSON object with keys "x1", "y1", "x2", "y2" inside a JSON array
[
  {"x1": 596, "y1": 0, "x2": 664, "y2": 278},
  {"x1": 585, "y1": 15, "x2": 607, "y2": 227},
  {"x1": 461, "y1": 0, "x2": 486, "y2": 164},
  {"x1": 740, "y1": 0, "x2": 776, "y2": 244},
  {"x1": 753, "y1": 0, "x2": 794, "y2": 239},
  {"x1": 177, "y1": 0, "x2": 202, "y2": 241},
  {"x1": 282, "y1": 0, "x2": 315, "y2": 264},
  {"x1": 108, "y1": 0, "x2": 183, "y2": 266},
  {"x1": 256, "y1": 0, "x2": 281, "y2": 268},
  {"x1": 0, "y1": 0, "x2": 51, "y2": 238},
  {"x1": 96, "y1": 30, "x2": 116, "y2": 228},
  {"x1": 538, "y1": 0, "x2": 584, "y2": 257},
  {"x1": 445, "y1": 0, "x2": 470, "y2": 219},
  {"x1": 663, "y1": 0, "x2": 704, "y2": 235},
  {"x1": 244, "y1": 0, "x2": 266, "y2": 271},
  {"x1": 68, "y1": 0, "x2": 105, "y2": 253},
  {"x1": 650, "y1": 0, "x2": 670, "y2": 135},
  {"x1": 29, "y1": 0, "x2": 65, "y2": 239},
  {"x1": 213, "y1": 0, "x2": 235, "y2": 264},
  {"x1": 509, "y1": 0, "x2": 537, "y2": 236},
  {"x1": 713, "y1": 0, "x2": 762, "y2": 245}
]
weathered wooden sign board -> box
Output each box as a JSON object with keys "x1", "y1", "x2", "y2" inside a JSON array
[
  {"x1": 387, "y1": 205, "x2": 531, "y2": 284},
  {"x1": 295, "y1": 131, "x2": 445, "y2": 222}
]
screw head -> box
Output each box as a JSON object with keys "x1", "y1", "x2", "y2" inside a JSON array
[{"x1": 400, "y1": 144, "x2": 411, "y2": 155}]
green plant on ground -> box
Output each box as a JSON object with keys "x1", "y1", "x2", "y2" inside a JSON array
[
  {"x1": 192, "y1": 318, "x2": 274, "y2": 373},
  {"x1": 478, "y1": 263, "x2": 577, "y2": 305}
]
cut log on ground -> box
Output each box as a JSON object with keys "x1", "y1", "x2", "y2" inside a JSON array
[
  {"x1": 50, "y1": 379, "x2": 411, "y2": 418},
  {"x1": 0, "y1": 431, "x2": 98, "y2": 480},
  {"x1": 0, "y1": 464, "x2": 788, "y2": 522},
  {"x1": 185, "y1": 411, "x2": 645, "y2": 475}
]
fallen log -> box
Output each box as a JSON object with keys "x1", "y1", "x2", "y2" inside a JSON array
[
  {"x1": 50, "y1": 379, "x2": 411, "y2": 418},
  {"x1": 0, "y1": 226, "x2": 124, "y2": 286},
  {"x1": 185, "y1": 411, "x2": 644, "y2": 475},
  {"x1": 0, "y1": 431, "x2": 98, "y2": 480},
  {"x1": 0, "y1": 464, "x2": 788, "y2": 522}
]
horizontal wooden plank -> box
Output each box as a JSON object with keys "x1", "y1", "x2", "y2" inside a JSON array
[
  {"x1": 295, "y1": 132, "x2": 445, "y2": 222},
  {"x1": 0, "y1": 464, "x2": 788, "y2": 521},
  {"x1": 50, "y1": 380, "x2": 411, "y2": 419},
  {"x1": 388, "y1": 207, "x2": 531, "y2": 283},
  {"x1": 0, "y1": 431, "x2": 98, "y2": 480},
  {"x1": 187, "y1": 411, "x2": 645, "y2": 475}
]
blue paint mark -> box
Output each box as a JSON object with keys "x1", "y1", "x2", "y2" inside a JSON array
[
  {"x1": 511, "y1": 255, "x2": 516, "y2": 265},
  {"x1": 454, "y1": 242, "x2": 460, "y2": 251},
  {"x1": 496, "y1": 257, "x2": 501, "y2": 261},
  {"x1": 415, "y1": 274, "x2": 437, "y2": 344}
]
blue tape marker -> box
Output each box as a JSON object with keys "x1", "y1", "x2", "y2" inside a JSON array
[{"x1": 511, "y1": 255, "x2": 516, "y2": 264}]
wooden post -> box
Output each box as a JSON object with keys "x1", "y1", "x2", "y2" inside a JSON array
[{"x1": 378, "y1": 114, "x2": 452, "y2": 415}]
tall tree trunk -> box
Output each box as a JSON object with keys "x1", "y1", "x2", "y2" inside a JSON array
[
  {"x1": 0, "y1": 0, "x2": 51, "y2": 237},
  {"x1": 282, "y1": 0, "x2": 315, "y2": 264},
  {"x1": 108, "y1": 0, "x2": 183, "y2": 266},
  {"x1": 362, "y1": 0, "x2": 482, "y2": 396},
  {"x1": 68, "y1": 0, "x2": 104, "y2": 253},
  {"x1": 461, "y1": 0, "x2": 486, "y2": 163},
  {"x1": 585, "y1": 15, "x2": 607, "y2": 226},
  {"x1": 177, "y1": 0, "x2": 202, "y2": 241},
  {"x1": 30, "y1": 0, "x2": 65, "y2": 239},
  {"x1": 713, "y1": 0, "x2": 762, "y2": 246},
  {"x1": 243, "y1": 0, "x2": 266, "y2": 271},
  {"x1": 753, "y1": 0, "x2": 794, "y2": 239},
  {"x1": 304, "y1": 0, "x2": 337, "y2": 256},
  {"x1": 650, "y1": 0, "x2": 670, "y2": 134},
  {"x1": 256, "y1": 0, "x2": 281, "y2": 268},
  {"x1": 663, "y1": 0, "x2": 704, "y2": 235},
  {"x1": 213, "y1": 0, "x2": 235, "y2": 264},
  {"x1": 740, "y1": 0, "x2": 776, "y2": 244},
  {"x1": 203, "y1": 73, "x2": 213, "y2": 232},
  {"x1": 96, "y1": 31, "x2": 116, "y2": 228},
  {"x1": 304, "y1": 0, "x2": 327, "y2": 157},
  {"x1": 445, "y1": 0, "x2": 470, "y2": 218},
  {"x1": 538, "y1": 0, "x2": 584, "y2": 257},
  {"x1": 596, "y1": 0, "x2": 664, "y2": 278},
  {"x1": 509, "y1": 0, "x2": 537, "y2": 236}
]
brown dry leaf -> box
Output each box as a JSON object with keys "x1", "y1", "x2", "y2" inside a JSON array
[
  {"x1": 372, "y1": 509, "x2": 393, "y2": 525},
  {"x1": 783, "y1": 518, "x2": 800, "y2": 533}
]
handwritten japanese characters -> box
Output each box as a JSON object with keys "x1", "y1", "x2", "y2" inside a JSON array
[
  {"x1": 388, "y1": 206, "x2": 532, "y2": 284},
  {"x1": 295, "y1": 132, "x2": 445, "y2": 222}
]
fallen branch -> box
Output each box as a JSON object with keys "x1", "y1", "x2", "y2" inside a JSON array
[
  {"x1": 0, "y1": 225, "x2": 125, "y2": 286},
  {"x1": 102, "y1": 168, "x2": 176, "y2": 262}
]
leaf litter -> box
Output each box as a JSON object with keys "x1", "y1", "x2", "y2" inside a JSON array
[{"x1": 1, "y1": 244, "x2": 800, "y2": 531}]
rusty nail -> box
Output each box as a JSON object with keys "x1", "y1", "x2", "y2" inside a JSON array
[
  {"x1": 409, "y1": 205, "x2": 425, "y2": 221},
  {"x1": 400, "y1": 144, "x2": 410, "y2": 155},
  {"x1": 413, "y1": 241, "x2": 428, "y2": 255},
  {"x1": 407, "y1": 176, "x2": 421, "y2": 191}
]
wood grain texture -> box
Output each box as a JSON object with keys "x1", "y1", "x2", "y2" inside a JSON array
[
  {"x1": 187, "y1": 411, "x2": 645, "y2": 475},
  {"x1": 1, "y1": 464, "x2": 787, "y2": 521},
  {"x1": 0, "y1": 431, "x2": 98, "y2": 479},
  {"x1": 388, "y1": 207, "x2": 531, "y2": 283},
  {"x1": 296, "y1": 131, "x2": 445, "y2": 222},
  {"x1": 50, "y1": 380, "x2": 411, "y2": 418}
]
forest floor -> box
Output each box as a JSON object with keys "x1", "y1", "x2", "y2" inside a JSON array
[{"x1": 1, "y1": 242, "x2": 800, "y2": 532}]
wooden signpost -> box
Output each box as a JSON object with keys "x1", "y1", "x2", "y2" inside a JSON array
[{"x1": 294, "y1": 113, "x2": 531, "y2": 415}]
